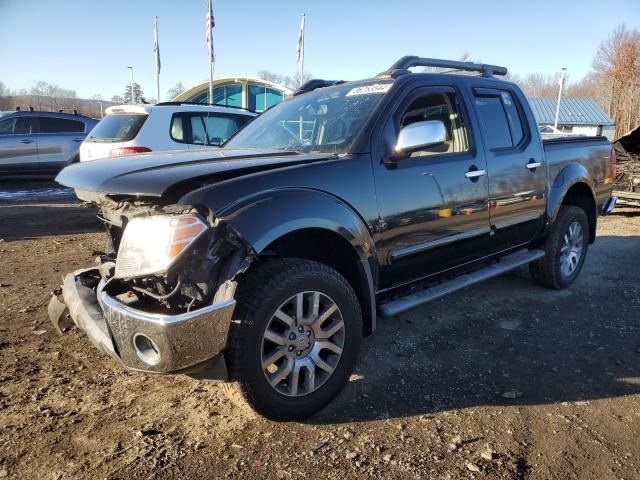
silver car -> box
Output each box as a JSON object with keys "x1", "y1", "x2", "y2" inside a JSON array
[{"x1": 0, "y1": 111, "x2": 98, "y2": 178}]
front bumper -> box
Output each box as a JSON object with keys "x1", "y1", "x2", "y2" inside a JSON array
[{"x1": 49, "y1": 268, "x2": 235, "y2": 375}]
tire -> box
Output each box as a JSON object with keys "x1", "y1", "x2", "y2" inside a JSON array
[
  {"x1": 225, "y1": 258, "x2": 362, "y2": 420},
  {"x1": 529, "y1": 206, "x2": 589, "y2": 289}
]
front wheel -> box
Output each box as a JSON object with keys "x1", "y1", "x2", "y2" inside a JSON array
[
  {"x1": 225, "y1": 258, "x2": 362, "y2": 420},
  {"x1": 529, "y1": 205, "x2": 589, "y2": 289}
]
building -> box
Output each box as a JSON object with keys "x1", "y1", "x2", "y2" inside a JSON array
[
  {"x1": 528, "y1": 97, "x2": 616, "y2": 141},
  {"x1": 173, "y1": 77, "x2": 292, "y2": 112}
]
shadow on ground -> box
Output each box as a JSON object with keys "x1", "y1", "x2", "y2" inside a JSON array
[
  {"x1": 0, "y1": 203, "x2": 100, "y2": 239},
  {"x1": 312, "y1": 234, "x2": 640, "y2": 424}
]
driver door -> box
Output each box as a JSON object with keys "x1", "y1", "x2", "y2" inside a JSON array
[{"x1": 372, "y1": 86, "x2": 491, "y2": 289}]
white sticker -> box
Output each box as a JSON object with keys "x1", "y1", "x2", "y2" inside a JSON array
[{"x1": 346, "y1": 83, "x2": 392, "y2": 96}]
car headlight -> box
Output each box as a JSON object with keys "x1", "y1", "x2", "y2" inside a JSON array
[{"x1": 114, "y1": 214, "x2": 208, "y2": 279}]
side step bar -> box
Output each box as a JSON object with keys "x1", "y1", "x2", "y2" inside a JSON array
[{"x1": 378, "y1": 248, "x2": 545, "y2": 317}]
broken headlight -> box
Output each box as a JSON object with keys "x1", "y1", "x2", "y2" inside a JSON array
[{"x1": 114, "y1": 214, "x2": 208, "y2": 279}]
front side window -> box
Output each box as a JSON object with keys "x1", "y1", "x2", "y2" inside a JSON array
[
  {"x1": 39, "y1": 117, "x2": 85, "y2": 134},
  {"x1": 398, "y1": 92, "x2": 469, "y2": 157},
  {"x1": 226, "y1": 81, "x2": 391, "y2": 154},
  {"x1": 0, "y1": 116, "x2": 32, "y2": 135},
  {"x1": 204, "y1": 114, "x2": 243, "y2": 144}
]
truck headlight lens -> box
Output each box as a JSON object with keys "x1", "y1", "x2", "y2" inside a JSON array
[{"x1": 114, "y1": 215, "x2": 207, "y2": 279}]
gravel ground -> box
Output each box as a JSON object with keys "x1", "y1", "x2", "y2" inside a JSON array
[{"x1": 0, "y1": 187, "x2": 638, "y2": 480}]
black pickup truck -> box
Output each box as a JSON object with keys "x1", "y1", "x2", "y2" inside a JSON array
[{"x1": 49, "y1": 57, "x2": 617, "y2": 420}]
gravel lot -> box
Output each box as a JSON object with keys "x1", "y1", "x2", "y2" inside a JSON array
[{"x1": 0, "y1": 185, "x2": 638, "y2": 479}]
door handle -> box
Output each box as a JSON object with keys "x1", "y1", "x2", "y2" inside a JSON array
[
  {"x1": 21, "y1": 138, "x2": 34, "y2": 144},
  {"x1": 526, "y1": 159, "x2": 542, "y2": 170},
  {"x1": 465, "y1": 169, "x2": 486, "y2": 179}
]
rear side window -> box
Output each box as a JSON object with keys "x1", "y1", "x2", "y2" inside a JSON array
[
  {"x1": 474, "y1": 90, "x2": 526, "y2": 149},
  {"x1": 474, "y1": 96, "x2": 512, "y2": 149},
  {"x1": 87, "y1": 114, "x2": 148, "y2": 142},
  {"x1": 39, "y1": 117, "x2": 85, "y2": 133},
  {"x1": 0, "y1": 116, "x2": 32, "y2": 135}
]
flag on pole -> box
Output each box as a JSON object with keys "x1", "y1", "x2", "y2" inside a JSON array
[
  {"x1": 296, "y1": 14, "x2": 305, "y2": 65},
  {"x1": 206, "y1": 6, "x2": 215, "y2": 63},
  {"x1": 153, "y1": 16, "x2": 161, "y2": 74}
]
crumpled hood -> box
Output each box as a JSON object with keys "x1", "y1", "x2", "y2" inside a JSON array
[{"x1": 55, "y1": 148, "x2": 331, "y2": 198}]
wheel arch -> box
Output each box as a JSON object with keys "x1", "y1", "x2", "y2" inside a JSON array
[
  {"x1": 218, "y1": 189, "x2": 378, "y2": 335},
  {"x1": 547, "y1": 164, "x2": 597, "y2": 243}
]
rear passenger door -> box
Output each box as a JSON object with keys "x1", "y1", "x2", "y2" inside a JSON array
[
  {"x1": 0, "y1": 115, "x2": 38, "y2": 175},
  {"x1": 472, "y1": 87, "x2": 546, "y2": 250},
  {"x1": 36, "y1": 116, "x2": 86, "y2": 173}
]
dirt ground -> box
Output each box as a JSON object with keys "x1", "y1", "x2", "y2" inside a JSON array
[{"x1": 0, "y1": 184, "x2": 639, "y2": 480}]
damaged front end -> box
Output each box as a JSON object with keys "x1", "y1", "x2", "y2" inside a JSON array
[{"x1": 49, "y1": 197, "x2": 253, "y2": 379}]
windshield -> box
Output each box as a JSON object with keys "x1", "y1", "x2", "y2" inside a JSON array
[{"x1": 225, "y1": 81, "x2": 392, "y2": 154}]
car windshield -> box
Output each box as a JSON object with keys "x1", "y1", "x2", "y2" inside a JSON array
[{"x1": 225, "y1": 81, "x2": 392, "y2": 154}]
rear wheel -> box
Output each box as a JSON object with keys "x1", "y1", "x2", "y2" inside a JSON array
[
  {"x1": 225, "y1": 258, "x2": 362, "y2": 420},
  {"x1": 529, "y1": 206, "x2": 589, "y2": 289}
]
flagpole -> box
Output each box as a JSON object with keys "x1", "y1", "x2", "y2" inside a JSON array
[
  {"x1": 208, "y1": 0, "x2": 214, "y2": 104},
  {"x1": 299, "y1": 13, "x2": 305, "y2": 87},
  {"x1": 154, "y1": 16, "x2": 160, "y2": 103}
]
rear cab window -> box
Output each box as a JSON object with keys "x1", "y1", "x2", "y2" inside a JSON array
[{"x1": 86, "y1": 114, "x2": 148, "y2": 143}]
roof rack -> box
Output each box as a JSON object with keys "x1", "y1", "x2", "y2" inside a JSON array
[
  {"x1": 155, "y1": 101, "x2": 257, "y2": 113},
  {"x1": 378, "y1": 56, "x2": 508, "y2": 78},
  {"x1": 293, "y1": 79, "x2": 346, "y2": 96}
]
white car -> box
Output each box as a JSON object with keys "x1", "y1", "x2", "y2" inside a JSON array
[{"x1": 80, "y1": 103, "x2": 256, "y2": 161}]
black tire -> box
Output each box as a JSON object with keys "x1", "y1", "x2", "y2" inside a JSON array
[
  {"x1": 529, "y1": 206, "x2": 589, "y2": 289},
  {"x1": 225, "y1": 258, "x2": 362, "y2": 420}
]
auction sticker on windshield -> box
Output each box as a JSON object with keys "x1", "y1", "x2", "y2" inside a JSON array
[{"x1": 346, "y1": 83, "x2": 392, "y2": 96}]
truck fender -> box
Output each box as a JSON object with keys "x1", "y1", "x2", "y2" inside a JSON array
[
  {"x1": 196, "y1": 188, "x2": 378, "y2": 333},
  {"x1": 546, "y1": 163, "x2": 596, "y2": 224}
]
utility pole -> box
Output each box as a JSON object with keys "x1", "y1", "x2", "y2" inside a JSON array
[
  {"x1": 554, "y1": 67, "x2": 567, "y2": 131},
  {"x1": 127, "y1": 66, "x2": 135, "y2": 104}
]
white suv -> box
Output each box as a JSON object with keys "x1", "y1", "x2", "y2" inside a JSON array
[{"x1": 80, "y1": 103, "x2": 256, "y2": 161}]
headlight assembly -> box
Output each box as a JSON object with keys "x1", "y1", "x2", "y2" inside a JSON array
[{"x1": 114, "y1": 214, "x2": 207, "y2": 279}]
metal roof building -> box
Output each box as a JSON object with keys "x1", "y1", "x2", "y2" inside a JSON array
[{"x1": 527, "y1": 97, "x2": 616, "y2": 140}]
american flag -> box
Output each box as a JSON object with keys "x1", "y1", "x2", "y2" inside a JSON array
[
  {"x1": 206, "y1": 2, "x2": 215, "y2": 63},
  {"x1": 296, "y1": 14, "x2": 305, "y2": 65},
  {"x1": 153, "y1": 16, "x2": 160, "y2": 74}
]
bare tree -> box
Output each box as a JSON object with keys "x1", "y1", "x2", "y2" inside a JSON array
[
  {"x1": 166, "y1": 82, "x2": 185, "y2": 100},
  {"x1": 257, "y1": 70, "x2": 314, "y2": 90}
]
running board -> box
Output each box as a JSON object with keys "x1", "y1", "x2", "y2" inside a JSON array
[{"x1": 378, "y1": 249, "x2": 545, "y2": 317}]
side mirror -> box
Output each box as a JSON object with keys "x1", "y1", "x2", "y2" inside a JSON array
[{"x1": 393, "y1": 120, "x2": 447, "y2": 158}]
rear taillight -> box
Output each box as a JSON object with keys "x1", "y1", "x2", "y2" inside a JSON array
[
  {"x1": 610, "y1": 147, "x2": 617, "y2": 181},
  {"x1": 109, "y1": 146, "x2": 152, "y2": 157}
]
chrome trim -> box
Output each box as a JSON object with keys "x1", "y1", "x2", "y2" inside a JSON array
[
  {"x1": 526, "y1": 162, "x2": 542, "y2": 169},
  {"x1": 465, "y1": 170, "x2": 486, "y2": 178},
  {"x1": 492, "y1": 211, "x2": 543, "y2": 230},
  {"x1": 390, "y1": 226, "x2": 491, "y2": 260}
]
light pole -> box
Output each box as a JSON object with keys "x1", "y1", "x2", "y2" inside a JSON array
[
  {"x1": 554, "y1": 67, "x2": 567, "y2": 131},
  {"x1": 127, "y1": 66, "x2": 135, "y2": 104}
]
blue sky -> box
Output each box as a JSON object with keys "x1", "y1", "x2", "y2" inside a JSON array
[{"x1": 1, "y1": 0, "x2": 639, "y2": 100}]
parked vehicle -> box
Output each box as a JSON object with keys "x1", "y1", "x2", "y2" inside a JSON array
[
  {"x1": 49, "y1": 56, "x2": 617, "y2": 420},
  {"x1": 79, "y1": 103, "x2": 256, "y2": 161},
  {"x1": 0, "y1": 110, "x2": 98, "y2": 178}
]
